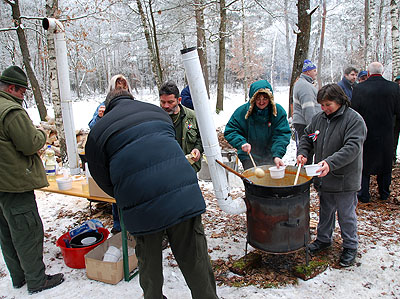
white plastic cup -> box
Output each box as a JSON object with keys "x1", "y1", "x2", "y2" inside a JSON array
[{"x1": 103, "y1": 246, "x2": 121, "y2": 262}]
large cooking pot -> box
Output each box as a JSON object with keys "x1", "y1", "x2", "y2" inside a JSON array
[{"x1": 242, "y1": 165, "x2": 312, "y2": 253}]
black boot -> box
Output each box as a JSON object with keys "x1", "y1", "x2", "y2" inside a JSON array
[
  {"x1": 28, "y1": 273, "x2": 64, "y2": 294},
  {"x1": 339, "y1": 248, "x2": 357, "y2": 267},
  {"x1": 308, "y1": 239, "x2": 331, "y2": 255}
]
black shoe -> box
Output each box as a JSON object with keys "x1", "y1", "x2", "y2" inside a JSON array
[
  {"x1": 340, "y1": 248, "x2": 357, "y2": 267},
  {"x1": 357, "y1": 196, "x2": 370, "y2": 203},
  {"x1": 308, "y1": 239, "x2": 331, "y2": 255},
  {"x1": 111, "y1": 228, "x2": 121, "y2": 234},
  {"x1": 28, "y1": 273, "x2": 64, "y2": 294},
  {"x1": 13, "y1": 279, "x2": 26, "y2": 289}
]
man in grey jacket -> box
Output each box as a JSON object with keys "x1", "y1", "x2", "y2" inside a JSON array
[{"x1": 293, "y1": 59, "x2": 320, "y2": 162}]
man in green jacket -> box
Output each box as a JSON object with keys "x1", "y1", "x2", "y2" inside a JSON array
[
  {"x1": 224, "y1": 79, "x2": 291, "y2": 170},
  {"x1": 0, "y1": 66, "x2": 64, "y2": 294},
  {"x1": 159, "y1": 81, "x2": 203, "y2": 172}
]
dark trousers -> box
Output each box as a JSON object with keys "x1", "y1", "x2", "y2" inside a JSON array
[
  {"x1": 293, "y1": 123, "x2": 314, "y2": 165},
  {"x1": 0, "y1": 191, "x2": 46, "y2": 289},
  {"x1": 134, "y1": 215, "x2": 218, "y2": 299},
  {"x1": 111, "y1": 203, "x2": 121, "y2": 231},
  {"x1": 358, "y1": 172, "x2": 392, "y2": 202}
]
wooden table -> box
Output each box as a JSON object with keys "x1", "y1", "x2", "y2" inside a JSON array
[{"x1": 39, "y1": 176, "x2": 137, "y2": 282}]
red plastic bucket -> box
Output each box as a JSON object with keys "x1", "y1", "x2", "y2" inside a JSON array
[{"x1": 56, "y1": 227, "x2": 109, "y2": 269}]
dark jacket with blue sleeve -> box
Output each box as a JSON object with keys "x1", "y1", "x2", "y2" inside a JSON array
[{"x1": 85, "y1": 95, "x2": 206, "y2": 235}]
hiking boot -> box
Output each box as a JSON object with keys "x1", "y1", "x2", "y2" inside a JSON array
[
  {"x1": 13, "y1": 279, "x2": 26, "y2": 289},
  {"x1": 28, "y1": 273, "x2": 64, "y2": 294},
  {"x1": 339, "y1": 248, "x2": 357, "y2": 267},
  {"x1": 308, "y1": 239, "x2": 331, "y2": 255}
]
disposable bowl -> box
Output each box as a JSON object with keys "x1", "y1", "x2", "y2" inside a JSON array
[
  {"x1": 304, "y1": 164, "x2": 321, "y2": 176},
  {"x1": 268, "y1": 166, "x2": 286, "y2": 179},
  {"x1": 56, "y1": 177, "x2": 72, "y2": 190}
]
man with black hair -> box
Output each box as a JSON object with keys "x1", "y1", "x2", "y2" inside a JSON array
[{"x1": 159, "y1": 81, "x2": 203, "y2": 172}]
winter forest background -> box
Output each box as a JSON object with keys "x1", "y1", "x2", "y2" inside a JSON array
[{"x1": 1, "y1": 0, "x2": 400, "y2": 117}]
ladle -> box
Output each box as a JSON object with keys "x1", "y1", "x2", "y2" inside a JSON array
[
  {"x1": 248, "y1": 152, "x2": 265, "y2": 178},
  {"x1": 215, "y1": 160, "x2": 253, "y2": 184}
]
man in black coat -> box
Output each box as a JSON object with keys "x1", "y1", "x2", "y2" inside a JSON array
[
  {"x1": 352, "y1": 62, "x2": 400, "y2": 203},
  {"x1": 85, "y1": 89, "x2": 218, "y2": 299}
]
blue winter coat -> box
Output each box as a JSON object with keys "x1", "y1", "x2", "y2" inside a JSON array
[
  {"x1": 338, "y1": 77, "x2": 354, "y2": 100},
  {"x1": 181, "y1": 86, "x2": 193, "y2": 110},
  {"x1": 85, "y1": 95, "x2": 206, "y2": 235}
]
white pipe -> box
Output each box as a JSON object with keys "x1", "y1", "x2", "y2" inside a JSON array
[
  {"x1": 181, "y1": 47, "x2": 246, "y2": 215},
  {"x1": 43, "y1": 18, "x2": 79, "y2": 175}
]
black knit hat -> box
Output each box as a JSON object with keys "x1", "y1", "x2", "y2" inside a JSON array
[{"x1": 0, "y1": 66, "x2": 29, "y2": 89}]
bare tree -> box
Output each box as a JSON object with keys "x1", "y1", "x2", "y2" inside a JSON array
[
  {"x1": 3, "y1": 0, "x2": 47, "y2": 121},
  {"x1": 45, "y1": 0, "x2": 67, "y2": 161},
  {"x1": 136, "y1": 0, "x2": 163, "y2": 89},
  {"x1": 366, "y1": 0, "x2": 377, "y2": 64},
  {"x1": 288, "y1": 1, "x2": 317, "y2": 117},
  {"x1": 216, "y1": 0, "x2": 226, "y2": 112},
  {"x1": 284, "y1": 0, "x2": 292, "y2": 81},
  {"x1": 241, "y1": 0, "x2": 248, "y2": 101},
  {"x1": 194, "y1": 0, "x2": 210, "y2": 96},
  {"x1": 317, "y1": 0, "x2": 326, "y2": 89},
  {"x1": 391, "y1": 0, "x2": 400, "y2": 78}
]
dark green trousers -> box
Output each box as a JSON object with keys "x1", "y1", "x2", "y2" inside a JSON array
[
  {"x1": 134, "y1": 215, "x2": 218, "y2": 299},
  {"x1": 0, "y1": 191, "x2": 46, "y2": 289}
]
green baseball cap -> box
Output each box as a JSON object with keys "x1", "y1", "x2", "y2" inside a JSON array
[{"x1": 0, "y1": 66, "x2": 30, "y2": 89}]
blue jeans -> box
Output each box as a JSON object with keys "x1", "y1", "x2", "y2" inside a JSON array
[{"x1": 112, "y1": 203, "x2": 121, "y2": 231}]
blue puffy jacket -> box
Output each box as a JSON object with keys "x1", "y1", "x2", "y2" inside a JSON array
[{"x1": 85, "y1": 94, "x2": 205, "y2": 235}]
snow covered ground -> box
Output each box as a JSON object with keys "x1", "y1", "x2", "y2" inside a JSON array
[{"x1": 1, "y1": 87, "x2": 399, "y2": 298}]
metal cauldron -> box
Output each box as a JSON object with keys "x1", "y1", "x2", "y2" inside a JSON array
[{"x1": 242, "y1": 165, "x2": 312, "y2": 253}]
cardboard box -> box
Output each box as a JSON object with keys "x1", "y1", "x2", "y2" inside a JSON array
[
  {"x1": 88, "y1": 177, "x2": 113, "y2": 199},
  {"x1": 85, "y1": 232, "x2": 138, "y2": 284}
]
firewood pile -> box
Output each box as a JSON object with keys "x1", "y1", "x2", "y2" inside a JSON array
[{"x1": 37, "y1": 116, "x2": 88, "y2": 163}]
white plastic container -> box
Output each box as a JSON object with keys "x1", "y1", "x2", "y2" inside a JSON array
[
  {"x1": 304, "y1": 164, "x2": 321, "y2": 176},
  {"x1": 56, "y1": 177, "x2": 72, "y2": 190},
  {"x1": 269, "y1": 166, "x2": 286, "y2": 179},
  {"x1": 103, "y1": 245, "x2": 121, "y2": 262}
]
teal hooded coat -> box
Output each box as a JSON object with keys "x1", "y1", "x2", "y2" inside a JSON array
[{"x1": 224, "y1": 80, "x2": 291, "y2": 166}]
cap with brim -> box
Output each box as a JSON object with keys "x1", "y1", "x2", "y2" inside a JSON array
[
  {"x1": 358, "y1": 70, "x2": 368, "y2": 79},
  {"x1": 0, "y1": 66, "x2": 30, "y2": 90}
]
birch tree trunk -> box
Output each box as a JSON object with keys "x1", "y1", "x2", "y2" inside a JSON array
[
  {"x1": 366, "y1": 0, "x2": 377, "y2": 64},
  {"x1": 195, "y1": 0, "x2": 210, "y2": 97},
  {"x1": 241, "y1": 0, "x2": 248, "y2": 101},
  {"x1": 391, "y1": 0, "x2": 400, "y2": 78},
  {"x1": 148, "y1": 0, "x2": 163, "y2": 86},
  {"x1": 317, "y1": 0, "x2": 326, "y2": 89},
  {"x1": 284, "y1": 0, "x2": 292, "y2": 82},
  {"x1": 270, "y1": 31, "x2": 278, "y2": 88},
  {"x1": 136, "y1": 0, "x2": 162, "y2": 89},
  {"x1": 216, "y1": 0, "x2": 226, "y2": 112},
  {"x1": 45, "y1": 0, "x2": 67, "y2": 161},
  {"x1": 288, "y1": 0, "x2": 315, "y2": 117},
  {"x1": 5, "y1": 0, "x2": 47, "y2": 121}
]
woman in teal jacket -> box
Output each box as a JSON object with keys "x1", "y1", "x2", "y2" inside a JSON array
[{"x1": 224, "y1": 80, "x2": 291, "y2": 169}]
